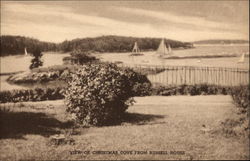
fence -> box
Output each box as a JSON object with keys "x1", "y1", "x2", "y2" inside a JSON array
[{"x1": 118, "y1": 63, "x2": 249, "y2": 86}]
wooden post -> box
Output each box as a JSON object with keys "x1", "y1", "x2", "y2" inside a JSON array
[
  {"x1": 166, "y1": 67, "x2": 168, "y2": 85},
  {"x1": 231, "y1": 68, "x2": 233, "y2": 86},
  {"x1": 200, "y1": 67, "x2": 202, "y2": 84},
  {"x1": 189, "y1": 67, "x2": 192, "y2": 85},
  {"x1": 193, "y1": 67, "x2": 196, "y2": 84},
  {"x1": 184, "y1": 66, "x2": 186, "y2": 85},
  {"x1": 218, "y1": 68, "x2": 221, "y2": 86},
  {"x1": 207, "y1": 67, "x2": 209, "y2": 85},
  {"x1": 175, "y1": 67, "x2": 177, "y2": 85},
  {"x1": 238, "y1": 69, "x2": 241, "y2": 85}
]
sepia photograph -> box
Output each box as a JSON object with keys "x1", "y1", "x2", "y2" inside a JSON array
[{"x1": 0, "y1": 0, "x2": 249, "y2": 160}]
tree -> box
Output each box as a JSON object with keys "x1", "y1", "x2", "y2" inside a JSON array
[
  {"x1": 29, "y1": 47, "x2": 43, "y2": 70},
  {"x1": 70, "y1": 50, "x2": 97, "y2": 65}
]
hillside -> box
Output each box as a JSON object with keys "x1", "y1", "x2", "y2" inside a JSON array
[
  {"x1": 194, "y1": 39, "x2": 249, "y2": 44},
  {"x1": 0, "y1": 35, "x2": 58, "y2": 56},
  {"x1": 58, "y1": 35, "x2": 193, "y2": 53},
  {"x1": 0, "y1": 35, "x2": 193, "y2": 56}
]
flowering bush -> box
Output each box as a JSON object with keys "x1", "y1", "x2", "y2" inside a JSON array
[{"x1": 64, "y1": 63, "x2": 151, "y2": 126}]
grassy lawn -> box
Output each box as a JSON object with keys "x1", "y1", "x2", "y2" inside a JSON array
[{"x1": 0, "y1": 95, "x2": 249, "y2": 160}]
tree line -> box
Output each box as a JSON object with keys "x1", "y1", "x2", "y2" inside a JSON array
[
  {"x1": 0, "y1": 35, "x2": 193, "y2": 56},
  {"x1": 0, "y1": 35, "x2": 58, "y2": 56}
]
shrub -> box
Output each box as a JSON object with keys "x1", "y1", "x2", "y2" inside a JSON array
[
  {"x1": 0, "y1": 87, "x2": 65, "y2": 103},
  {"x1": 151, "y1": 84, "x2": 232, "y2": 96},
  {"x1": 230, "y1": 85, "x2": 249, "y2": 115},
  {"x1": 64, "y1": 63, "x2": 151, "y2": 126},
  {"x1": 7, "y1": 65, "x2": 78, "y2": 84},
  {"x1": 122, "y1": 68, "x2": 152, "y2": 96},
  {"x1": 66, "y1": 50, "x2": 98, "y2": 65}
]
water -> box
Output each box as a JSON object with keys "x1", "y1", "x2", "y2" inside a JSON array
[
  {"x1": 0, "y1": 76, "x2": 26, "y2": 91},
  {"x1": 96, "y1": 45, "x2": 249, "y2": 69},
  {"x1": 0, "y1": 52, "x2": 70, "y2": 74},
  {"x1": 0, "y1": 45, "x2": 249, "y2": 91},
  {"x1": 0, "y1": 52, "x2": 70, "y2": 91}
]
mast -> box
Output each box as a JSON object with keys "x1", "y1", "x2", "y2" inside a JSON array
[
  {"x1": 25, "y1": 47, "x2": 28, "y2": 56},
  {"x1": 132, "y1": 42, "x2": 139, "y2": 54}
]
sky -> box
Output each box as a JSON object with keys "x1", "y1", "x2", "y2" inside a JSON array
[{"x1": 1, "y1": 0, "x2": 249, "y2": 42}]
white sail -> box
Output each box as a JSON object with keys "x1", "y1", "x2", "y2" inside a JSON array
[
  {"x1": 131, "y1": 41, "x2": 143, "y2": 56},
  {"x1": 237, "y1": 52, "x2": 245, "y2": 63},
  {"x1": 24, "y1": 47, "x2": 28, "y2": 56},
  {"x1": 132, "y1": 42, "x2": 139, "y2": 54},
  {"x1": 156, "y1": 39, "x2": 168, "y2": 56},
  {"x1": 168, "y1": 44, "x2": 172, "y2": 54}
]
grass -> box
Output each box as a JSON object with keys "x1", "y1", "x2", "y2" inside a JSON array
[{"x1": 0, "y1": 95, "x2": 249, "y2": 160}]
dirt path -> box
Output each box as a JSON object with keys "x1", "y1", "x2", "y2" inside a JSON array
[{"x1": 0, "y1": 95, "x2": 249, "y2": 160}]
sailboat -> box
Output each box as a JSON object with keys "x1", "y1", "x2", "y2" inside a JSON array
[
  {"x1": 156, "y1": 38, "x2": 172, "y2": 58},
  {"x1": 167, "y1": 44, "x2": 173, "y2": 54},
  {"x1": 237, "y1": 52, "x2": 245, "y2": 63},
  {"x1": 197, "y1": 59, "x2": 202, "y2": 63},
  {"x1": 130, "y1": 42, "x2": 143, "y2": 56},
  {"x1": 24, "y1": 47, "x2": 28, "y2": 56}
]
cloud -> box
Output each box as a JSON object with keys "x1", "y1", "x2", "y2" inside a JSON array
[
  {"x1": 117, "y1": 7, "x2": 244, "y2": 31},
  {"x1": 2, "y1": 3, "x2": 165, "y2": 41},
  {"x1": 1, "y1": 3, "x2": 248, "y2": 42}
]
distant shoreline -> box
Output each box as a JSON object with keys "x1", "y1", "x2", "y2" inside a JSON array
[
  {"x1": 163, "y1": 54, "x2": 238, "y2": 60},
  {"x1": 193, "y1": 43, "x2": 249, "y2": 47}
]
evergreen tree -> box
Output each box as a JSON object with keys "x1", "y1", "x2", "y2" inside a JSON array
[{"x1": 29, "y1": 47, "x2": 43, "y2": 69}]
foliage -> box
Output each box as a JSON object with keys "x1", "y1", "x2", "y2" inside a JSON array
[
  {"x1": 31, "y1": 65, "x2": 76, "y2": 73},
  {"x1": 63, "y1": 50, "x2": 98, "y2": 65},
  {"x1": 0, "y1": 35, "x2": 57, "y2": 56},
  {"x1": 121, "y1": 68, "x2": 152, "y2": 96},
  {"x1": 151, "y1": 84, "x2": 233, "y2": 96},
  {"x1": 0, "y1": 87, "x2": 64, "y2": 103},
  {"x1": 230, "y1": 85, "x2": 249, "y2": 115},
  {"x1": 7, "y1": 65, "x2": 78, "y2": 84},
  {"x1": 1, "y1": 35, "x2": 193, "y2": 56},
  {"x1": 29, "y1": 47, "x2": 43, "y2": 69},
  {"x1": 64, "y1": 63, "x2": 152, "y2": 126},
  {"x1": 59, "y1": 36, "x2": 193, "y2": 53}
]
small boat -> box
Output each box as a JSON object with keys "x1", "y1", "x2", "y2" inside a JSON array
[
  {"x1": 237, "y1": 52, "x2": 245, "y2": 63},
  {"x1": 130, "y1": 42, "x2": 143, "y2": 56},
  {"x1": 156, "y1": 38, "x2": 173, "y2": 58}
]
